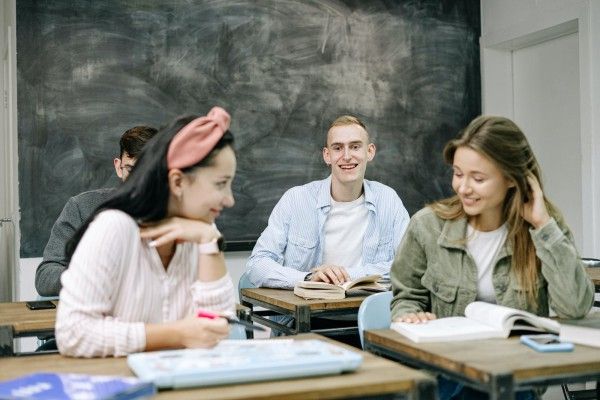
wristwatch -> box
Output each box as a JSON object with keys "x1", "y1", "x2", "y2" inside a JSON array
[
  {"x1": 198, "y1": 236, "x2": 226, "y2": 254},
  {"x1": 304, "y1": 272, "x2": 313, "y2": 281}
]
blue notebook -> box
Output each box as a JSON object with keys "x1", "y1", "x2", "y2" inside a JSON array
[
  {"x1": 127, "y1": 339, "x2": 363, "y2": 389},
  {"x1": 0, "y1": 373, "x2": 155, "y2": 400}
]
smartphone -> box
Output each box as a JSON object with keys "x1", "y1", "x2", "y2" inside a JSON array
[
  {"x1": 25, "y1": 300, "x2": 56, "y2": 310},
  {"x1": 520, "y1": 334, "x2": 574, "y2": 352}
]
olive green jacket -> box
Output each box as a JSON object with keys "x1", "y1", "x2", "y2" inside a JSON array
[{"x1": 391, "y1": 207, "x2": 594, "y2": 320}]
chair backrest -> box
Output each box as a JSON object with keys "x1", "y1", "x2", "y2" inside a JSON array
[
  {"x1": 237, "y1": 270, "x2": 255, "y2": 301},
  {"x1": 228, "y1": 324, "x2": 247, "y2": 340},
  {"x1": 582, "y1": 258, "x2": 600, "y2": 268},
  {"x1": 357, "y1": 291, "x2": 393, "y2": 349}
]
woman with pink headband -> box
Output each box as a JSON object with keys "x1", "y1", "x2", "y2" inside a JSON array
[{"x1": 56, "y1": 107, "x2": 237, "y2": 357}]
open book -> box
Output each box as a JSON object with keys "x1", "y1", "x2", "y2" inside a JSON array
[
  {"x1": 293, "y1": 274, "x2": 389, "y2": 300},
  {"x1": 391, "y1": 301, "x2": 560, "y2": 343},
  {"x1": 559, "y1": 311, "x2": 600, "y2": 348}
]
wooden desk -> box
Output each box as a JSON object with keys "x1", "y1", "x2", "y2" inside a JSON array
[
  {"x1": 0, "y1": 301, "x2": 57, "y2": 356},
  {"x1": 240, "y1": 288, "x2": 367, "y2": 336},
  {"x1": 586, "y1": 267, "x2": 600, "y2": 288},
  {"x1": 0, "y1": 333, "x2": 436, "y2": 400},
  {"x1": 0, "y1": 302, "x2": 249, "y2": 357},
  {"x1": 364, "y1": 329, "x2": 600, "y2": 400}
]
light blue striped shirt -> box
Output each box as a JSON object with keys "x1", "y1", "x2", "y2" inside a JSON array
[{"x1": 246, "y1": 176, "x2": 410, "y2": 288}]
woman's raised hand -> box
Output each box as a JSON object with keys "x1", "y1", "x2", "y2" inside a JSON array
[
  {"x1": 140, "y1": 217, "x2": 221, "y2": 247},
  {"x1": 521, "y1": 174, "x2": 551, "y2": 229}
]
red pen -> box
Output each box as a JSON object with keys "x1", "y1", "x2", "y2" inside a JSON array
[{"x1": 196, "y1": 309, "x2": 266, "y2": 332}]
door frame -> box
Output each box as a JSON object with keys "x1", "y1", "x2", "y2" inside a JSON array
[{"x1": 480, "y1": 2, "x2": 599, "y2": 257}]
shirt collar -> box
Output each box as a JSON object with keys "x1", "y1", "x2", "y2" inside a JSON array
[{"x1": 317, "y1": 176, "x2": 375, "y2": 212}]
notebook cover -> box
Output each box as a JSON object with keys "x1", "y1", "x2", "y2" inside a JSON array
[
  {"x1": 0, "y1": 372, "x2": 156, "y2": 399},
  {"x1": 127, "y1": 339, "x2": 363, "y2": 389}
]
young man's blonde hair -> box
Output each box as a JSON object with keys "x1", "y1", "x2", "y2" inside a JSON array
[{"x1": 326, "y1": 115, "x2": 370, "y2": 145}]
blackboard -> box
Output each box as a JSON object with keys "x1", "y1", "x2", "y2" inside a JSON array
[{"x1": 17, "y1": 0, "x2": 480, "y2": 257}]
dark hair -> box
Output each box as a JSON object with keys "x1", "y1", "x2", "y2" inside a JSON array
[
  {"x1": 66, "y1": 115, "x2": 235, "y2": 258},
  {"x1": 119, "y1": 126, "x2": 158, "y2": 158}
]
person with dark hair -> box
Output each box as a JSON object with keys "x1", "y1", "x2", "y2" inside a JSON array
[
  {"x1": 35, "y1": 126, "x2": 158, "y2": 297},
  {"x1": 55, "y1": 107, "x2": 237, "y2": 357},
  {"x1": 390, "y1": 115, "x2": 593, "y2": 400},
  {"x1": 114, "y1": 125, "x2": 158, "y2": 180}
]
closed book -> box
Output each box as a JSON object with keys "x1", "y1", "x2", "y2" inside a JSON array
[
  {"x1": 293, "y1": 274, "x2": 389, "y2": 300},
  {"x1": 559, "y1": 313, "x2": 600, "y2": 348},
  {"x1": 391, "y1": 301, "x2": 560, "y2": 343},
  {"x1": 0, "y1": 373, "x2": 156, "y2": 400}
]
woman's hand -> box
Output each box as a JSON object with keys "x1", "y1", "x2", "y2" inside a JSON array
[
  {"x1": 175, "y1": 315, "x2": 229, "y2": 348},
  {"x1": 521, "y1": 174, "x2": 551, "y2": 229},
  {"x1": 140, "y1": 217, "x2": 220, "y2": 247},
  {"x1": 394, "y1": 312, "x2": 437, "y2": 324}
]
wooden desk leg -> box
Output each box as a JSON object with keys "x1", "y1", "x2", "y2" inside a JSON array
[
  {"x1": 295, "y1": 305, "x2": 311, "y2": 333},
  {"x1": 489, "y1": 373, "x2": 514, "y2": 400},
  {"x1": 0, "y1": 325, "x2": 14, "y2": 357}
]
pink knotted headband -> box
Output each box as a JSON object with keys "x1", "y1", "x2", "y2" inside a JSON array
[{"x1": 167, "y1": 106, "x2": 231, "y2": 170}]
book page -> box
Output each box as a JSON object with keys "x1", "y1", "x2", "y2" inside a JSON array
[
  {"x1": 341, "y1": 274, "x2": 381, "y2": 291},
  {"x1": 464, "y1": 302, "x2": 560, "y2": 335},
  {"x1": 296, "y1": 281, "x2": 337, "y2": 290},
  {"x1": 391, "y1": 317, "x2": 503, "y2": 342}
]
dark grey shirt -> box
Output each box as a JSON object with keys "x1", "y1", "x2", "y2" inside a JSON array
[{"x1": 35, "y1": 188, "x2": 114, "y2": 296}]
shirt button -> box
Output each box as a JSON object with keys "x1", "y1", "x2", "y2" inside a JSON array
[{"x1": 542, "y1": 234, "x2": 549, "y2": 241}]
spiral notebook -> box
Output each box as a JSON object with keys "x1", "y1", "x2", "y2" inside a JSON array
[{"x1": 127, "y1": 339, "x2": 362, "y2": 389}]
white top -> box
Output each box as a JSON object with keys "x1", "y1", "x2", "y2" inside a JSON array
[
  {"x1": 466, "y1": 223, "x2": 508, "y2": 304},
  {"x1": 56, "y1": 210, "x2": 235, "y2": 357},
  {"x1": 322, "y1": 195, "x2": 369, "y2": 279}
]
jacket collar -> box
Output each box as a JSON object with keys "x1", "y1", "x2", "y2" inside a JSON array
[
  {"x1": 316, "y1": 175, "x2": 375, "y2": 212},
  {"x1": 437, "y1": 215, "x2": 513, "y2": 257}
]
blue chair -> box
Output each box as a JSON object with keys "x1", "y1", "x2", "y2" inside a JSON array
[
  {"x1": 236, "y1": 271, "x2": 257, "y2": 339},
  {"x1": 238, "y1": 270, "x2": 255, "y2": 300},
  {"x1": 357, "y1": 291, "x2": 393, "y2": 349}
]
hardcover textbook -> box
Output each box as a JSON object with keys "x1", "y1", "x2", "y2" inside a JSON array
[
  {"x1": 293, "y1": 274, "x2": 389, "y2": 300},
  {"x1": 0, "y1": 373, "x2": 155, "y2": 400},
  {"x1": 391, "y1": 301, "x2": 560, "y2": 343},
  {"x1": 128, "y1": 339, "x2": 362, "y2": 389}
]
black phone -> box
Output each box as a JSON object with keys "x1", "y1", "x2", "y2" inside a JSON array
[{"x1": 26, "y1": 300, "x2": 56, "y2": 310}]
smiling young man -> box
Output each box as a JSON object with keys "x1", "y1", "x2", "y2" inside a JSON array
[
  {"x1": 35, "y1": 126, "x2": 157, "y2": 296},
  {"x1": 247, "y1": 115, "x2": 410, "y2": 289}
]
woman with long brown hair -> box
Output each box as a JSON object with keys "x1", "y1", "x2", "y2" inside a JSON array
[{"x1": 390, "y1": 115, "x2": 594, "y2": 399}]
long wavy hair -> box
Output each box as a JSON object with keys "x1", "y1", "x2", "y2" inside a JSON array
[
  {"x1": 429, "y1": 115, "x2": 563, "y2": 307},
  {"x1": 66, "y1": 114, "x2": 234, "y2": 258}
]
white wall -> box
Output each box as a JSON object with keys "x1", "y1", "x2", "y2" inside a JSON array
[
  {"x1": 18, "y1": 251, "x2": 252, "y2": 302},
  {"x1": 0, "y1": 0, "x2": 19, "y2": 302},
  {"x1": 481, "y1": 0, "x2": 600, "y2": 258}
]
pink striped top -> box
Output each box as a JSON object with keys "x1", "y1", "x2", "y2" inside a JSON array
[{"x1": 56, "y1": 210, "x2": 235, "y2": 357}]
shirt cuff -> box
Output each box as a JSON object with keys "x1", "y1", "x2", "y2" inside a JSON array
[
  {"x1": 125, "y1": 322, "x2": 147, "y2": 356},
  {"x1": 191, "y1": 273, "x2": 236, "y2": 314},
  {"x1": 530, "y1": 217, "x2": 563, "y2": 248}
]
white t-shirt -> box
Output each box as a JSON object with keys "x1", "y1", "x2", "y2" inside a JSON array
[
  {"x1": 466, "y1": 223, "x2": 508, "y2": 303},
  {"x1": 322, "y1": 195, "x2": 369, "y2": 279}
]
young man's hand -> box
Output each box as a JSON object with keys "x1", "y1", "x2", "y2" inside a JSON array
[{"x1": 309, "y1": 265, "x2": 350, "y2": 285}]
